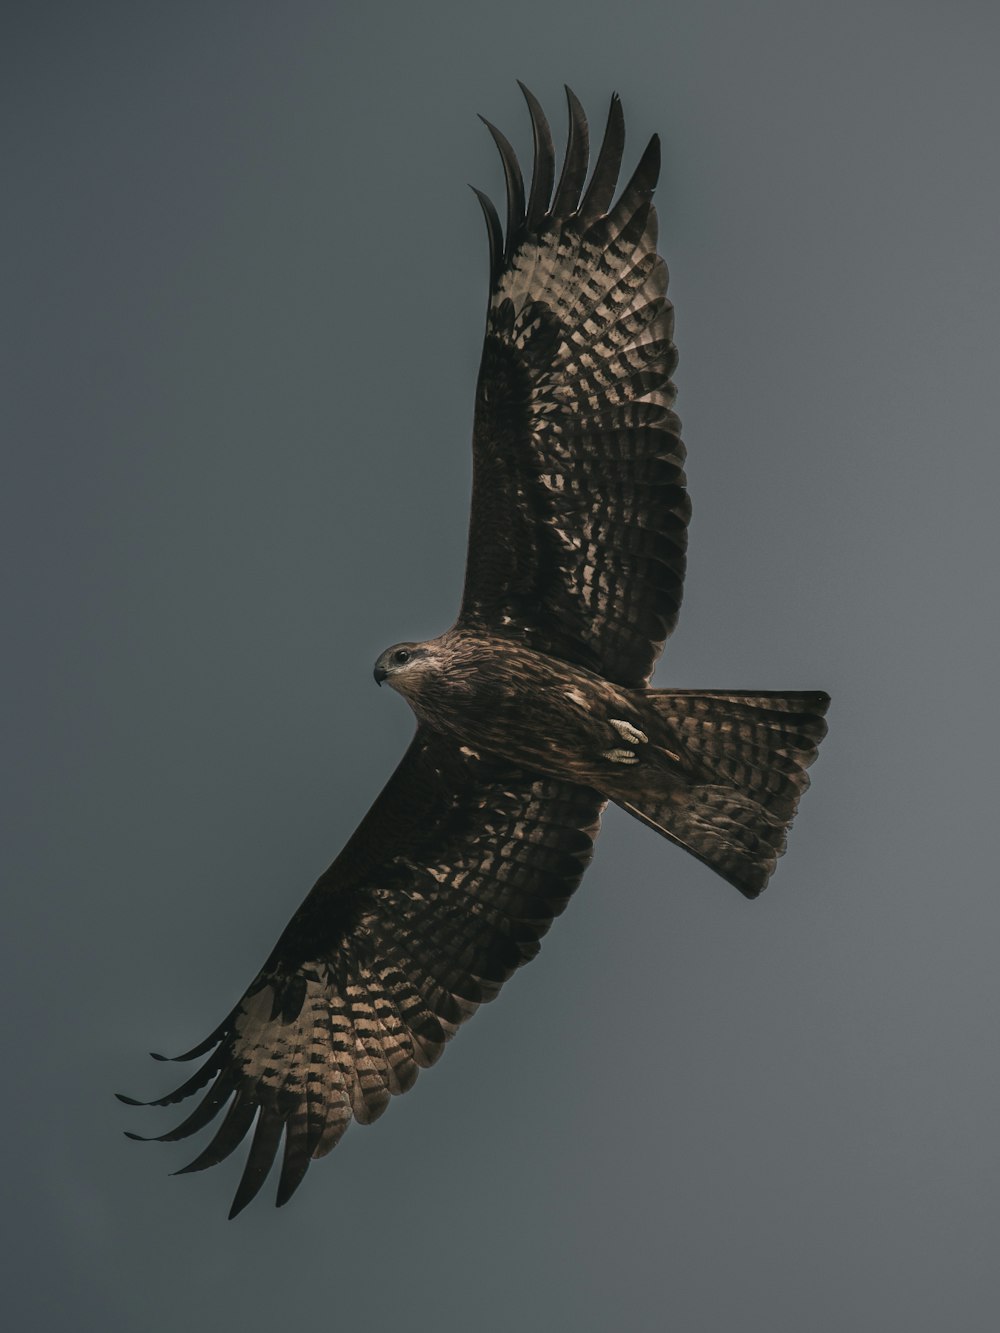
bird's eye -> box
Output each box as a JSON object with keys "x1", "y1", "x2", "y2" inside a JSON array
[{"x1": 393, "y1": 649, "x2": 411, "y2": 665}]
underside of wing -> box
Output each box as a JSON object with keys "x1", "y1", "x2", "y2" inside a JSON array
[
  {"x1": 460, "y1": 87, "x2": 690, "y2": 689},
  {"x1": 120, "y1": 729, "x2": 604, "y2": 1216}
]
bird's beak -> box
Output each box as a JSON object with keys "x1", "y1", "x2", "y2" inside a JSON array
[{"x1": 373, "y1": 665, "x2": 387, "y2": 686}]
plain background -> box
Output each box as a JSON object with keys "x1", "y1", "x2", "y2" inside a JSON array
[{"x1": 5, "y1": 2, "x2": 1000, "y2": 1329}]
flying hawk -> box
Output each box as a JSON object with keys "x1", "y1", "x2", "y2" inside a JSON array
[{"x1": 121, "y1": 87, "x2": 829, "y2": 1217}]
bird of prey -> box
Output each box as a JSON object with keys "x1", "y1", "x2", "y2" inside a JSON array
[{"x1": 121, "y1": 87, "x2": 829, "y2": 1217}]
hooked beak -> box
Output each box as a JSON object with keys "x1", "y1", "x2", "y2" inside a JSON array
[{"x1": 373, "y1": 665, "x2": 387, "y2": 687}]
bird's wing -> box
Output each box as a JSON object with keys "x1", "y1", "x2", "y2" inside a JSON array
[
  {"x1": 459, "y1": 87, "x2": 690, "y2": 689},
  {"x1": 120, "y1": 728, "x2": 604, "y2": 1216}
]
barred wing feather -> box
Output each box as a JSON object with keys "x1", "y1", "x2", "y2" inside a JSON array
[
  {"x1": 460, "y1": 87, "x2": 690, "y2": 688},
  {"x1": 120, "y1": 730, "x2": 603, "y2": 1216}
]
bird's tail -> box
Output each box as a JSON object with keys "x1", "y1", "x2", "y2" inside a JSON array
[{"x1": 606, "y1": 690, "x2": 830, "y2": 898}]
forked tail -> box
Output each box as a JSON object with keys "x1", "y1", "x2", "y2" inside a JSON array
[{"x1": 608, "y1": 690, "x2": 830, "y2": 898}]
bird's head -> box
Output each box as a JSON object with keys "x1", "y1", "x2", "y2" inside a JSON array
[{"x1": 373, "y1": 641, "x2": 434, "y2": 698}]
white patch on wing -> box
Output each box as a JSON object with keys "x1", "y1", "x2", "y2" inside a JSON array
[{"x1": 564, "y1": 688, "x2": 589, "y2": 708}]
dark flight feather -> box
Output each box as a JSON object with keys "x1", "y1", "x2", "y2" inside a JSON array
[
  {"x1": 518, "y1": 82, "x2": 555, "y2": 231},
  {"x1": 470, "y1": 187, "x2": 503, "y2": 290},
  {"x1": 579, "y1": 93, "x2": 626, "y2": 226},
  {"x1": 478, "y1": 117, "x2": 525, "y2": 260},
  {"x1": 552, "y1": 86, "x2": 591, "y2": 216}
]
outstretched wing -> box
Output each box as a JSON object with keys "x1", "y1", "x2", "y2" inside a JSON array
[
  {"x1": 459, "y1": 87, "x2": 690, "y2": 689},
  {"x1": 120, "y1": 729, "x2": 604, "y2": 1216}
]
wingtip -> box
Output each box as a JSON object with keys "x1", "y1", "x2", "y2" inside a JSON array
[
  {"x1": 227, "y1": 1169, "x2": 267, "y2": 1220},
  {"x1": 145, "y1": 1021, "x2": 230, "y2": 1064},
  {"x1": 519, "y1": 82, "x2": 556, "y2": 228},
  {"x1": 647, "y1": 134, "x2": 662, "y2": 187},
  {"x1": 469, "y1": 185, "x2": 503, "y2": 289},
  {"x1": 115, "y1": 1092, "x2": 142, "y2": 1106},
  {"x1": 478, "y1": 116, "x2": 511, "y2": 160},
  {"x1": 469, "y1": 183, "x2": 498, "y2": 218},
  {"x1": 618, "y1": 132, "x2": 660, "y2": 205},
  {"x1": 551, "y1": 85, "x2": 591, "y2": 218},
  {"x1": 477, "y1": 114, "x2": 526, "y2": 259},
  {"x1": 274, "y1": 1176, "x2": 301, "y2": 1210},
  {"x1": 516, "y1": 79, "x2": 543, "y2": 113},
  {"x1": 170, "y1": 1160, "x2": 202, "y2": 1178},
  {"x1": 563, "y1": 84, "x2": 586, "y2": 116},
  {"x1": 579, "y1": 88, "x2": 628, "y2": 225}
]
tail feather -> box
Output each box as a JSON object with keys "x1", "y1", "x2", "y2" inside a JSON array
[{"x1": 609, "y1": 689, "x2": 829, "y2": 898}]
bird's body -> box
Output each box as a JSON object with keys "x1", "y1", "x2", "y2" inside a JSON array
[
  {"x1": 122, "y1": 87, "x2": 829, "y2": 1217},
  {"x1": 378, "y1": 628, "x2": 826, "y2": 888},
  {"x1": 378, "y1": 630, "x2": 648, "y2": 783}
]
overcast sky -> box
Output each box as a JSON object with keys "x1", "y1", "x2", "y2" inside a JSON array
[{"x1": 6, "y1": 2, "x2": 1000, "y2": 1330}]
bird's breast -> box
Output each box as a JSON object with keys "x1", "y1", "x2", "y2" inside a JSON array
[{"x1": 409, "y1": 634, "x2": 636, "y2": 780}]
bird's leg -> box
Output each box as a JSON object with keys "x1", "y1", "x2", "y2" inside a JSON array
[
  {"x1": 609, "y1": 718, "x2": 647, "y2": 745},
  {"x1": 601, "y1": 718, "x2": 648, "y2": 764},
  {"x1": 603, "y1": 747, "x2": 640, "y2": 764}
]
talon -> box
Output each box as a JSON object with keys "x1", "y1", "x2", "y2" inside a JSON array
[
  {"x1": 604, "y1": 748, "x2": 638, "y2": 764},
  {"x1": 610, "y1": 719, "x2": 647, "y2": 745}
]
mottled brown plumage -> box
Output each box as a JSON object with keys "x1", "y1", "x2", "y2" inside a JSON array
[{"x1": 121, "y1": 88, "x2": 828, "y2": 1217}]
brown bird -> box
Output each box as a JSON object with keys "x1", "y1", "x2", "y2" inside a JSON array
[{"x1": 120, "y1": 86, "x2": 829, "y2": 1217}]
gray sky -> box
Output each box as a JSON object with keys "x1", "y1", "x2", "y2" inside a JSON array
[{"x1": 6, "y1": 2, "x2": 1000, "y2": 1329}]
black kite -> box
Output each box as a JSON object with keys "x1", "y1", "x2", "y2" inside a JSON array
[{"x1": 121, "y1": 88, "x2": 829, "y2": 1216}]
